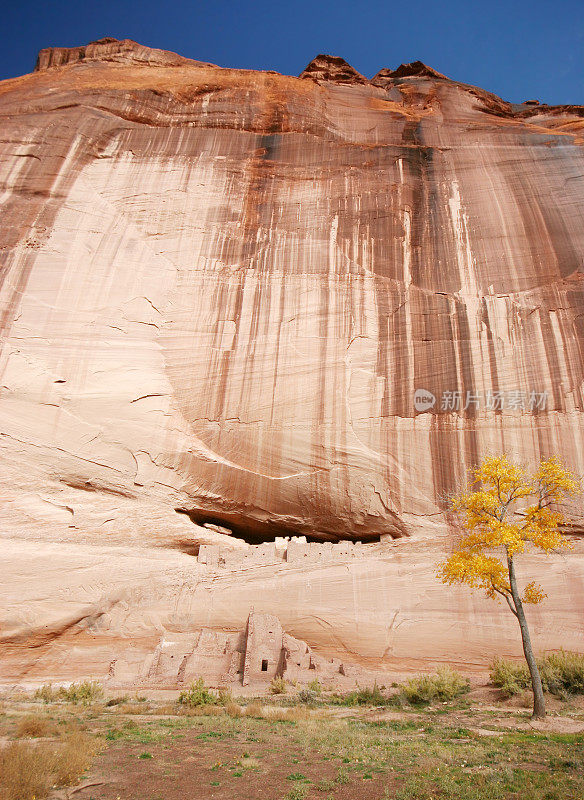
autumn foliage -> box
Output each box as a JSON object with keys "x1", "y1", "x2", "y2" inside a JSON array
[
  {"x1": 439, "y1": 455, "x2": 578, "y2": 609},
  {"x1": 438, "y1": 454, "x2": 580, "y2": 719}
]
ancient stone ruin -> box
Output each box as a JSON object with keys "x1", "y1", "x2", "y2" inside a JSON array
[
  {"x1": 197, "y1": 535, "x2": 393, "y2": 569},
  {"x1": 109, "y1": 610, "x2": 354, "y2": 689}
]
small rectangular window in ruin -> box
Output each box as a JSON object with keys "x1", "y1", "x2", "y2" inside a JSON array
[{"x1": 261, "y1": 659, "x2": 268, "y2": 671}]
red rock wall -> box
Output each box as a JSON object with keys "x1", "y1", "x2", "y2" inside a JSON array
[{"x1": 1, "y1": 40, "x2": 584, "y2": 546}]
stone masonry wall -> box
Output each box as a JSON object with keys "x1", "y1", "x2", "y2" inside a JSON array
[{"x1": 197, "y1": 536, "x2": 391, "y2": 570}]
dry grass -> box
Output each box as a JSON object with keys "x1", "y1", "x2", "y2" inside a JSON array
[
  {"x1": 53, "y1": 733, "x2": 98, "y2": 786},
  {"x1": 3, "y1": 691, "x2": 584, "y2": 800},
  {"x1": 242, "y1": 704, "x2": 320, "y2": 722},
  {"x1": 268, "y1": 706, "x2": 314, "y2": 722},
  {"x1": 177, "y1": 704, "x2": 224, "y2": 717},
  {"x1": 226, "y1": 702, "x2": 243, "y2": 718},
  {"x1": 117, "y1": 703, "x2": 149, "y2": 715},
  {"x1": 245, "y1": 702, "x2": 264, "y2": 718},
  {"x1": 156, "y1": 703, "x2": 180, "y2": 715},
  {"x1": 240, "y1": 754, "x2": 260, "y2": 769},
  {"x1": 14, "y1": 714, "x2": 57, "y2": 739},
  {"x1": 0, "y1": 741, "x2": 55, "y2": 800},
  {"x1": 0, "y1": 733, "x2": 98, "y2": 800}
]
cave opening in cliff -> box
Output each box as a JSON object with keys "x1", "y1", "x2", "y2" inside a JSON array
[{"x1": 174, "y1": 508, "x2": 378, "y2": 544}]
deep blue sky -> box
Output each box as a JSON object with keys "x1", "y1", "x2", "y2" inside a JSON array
[{"x1": 1, "y1": 0, "x2": 583, "y2": 105}]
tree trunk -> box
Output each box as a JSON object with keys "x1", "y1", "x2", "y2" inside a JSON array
[{"x1": 507, "y1": 555, "x2": 546, "y2": 720}]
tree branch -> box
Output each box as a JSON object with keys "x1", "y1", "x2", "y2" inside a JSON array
[
  {"x1": 491, "y1": 581, "x2": 518, "y2": 617},
  {"x1": 502, "y1": 590, "x2": 519, "y2": 618},
  {"x1": 491, "y1": 583, "x2": 517, "y2": 616}
]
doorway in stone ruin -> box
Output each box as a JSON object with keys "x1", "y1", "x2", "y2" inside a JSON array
[{"x1": 261, "y1": 659, "x2": 268, "y2": 672}]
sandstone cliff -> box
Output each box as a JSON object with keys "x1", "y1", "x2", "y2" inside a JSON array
[
  {"x1": 1, "y1": 40, "x2": 583, "y2": 682},
  {"x1": 2, "y1": 38, "x2": 584, "y2": 543}
]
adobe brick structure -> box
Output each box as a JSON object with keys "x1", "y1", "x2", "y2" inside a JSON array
[
  {"x1": 197, "y1": 536, "x2": 392, "y2": 570},
  {"x1": 242, "y1": 611, "x2": 284, "y2": 685},
  {"x1": 108, "y1": 609, "x2": 368, "y2": 690}
]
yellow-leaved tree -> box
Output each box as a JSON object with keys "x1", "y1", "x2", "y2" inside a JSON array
[{"x1": 438, "y1": 455, "x2": 579, "y2": 720}]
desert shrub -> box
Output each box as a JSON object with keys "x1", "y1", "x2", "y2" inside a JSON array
[
  {"x1": 15, "y1": 715, "x2": 56, "y2": 739},
  {"x1": 33, "y1": 681, "x2": 102, "y2": 706},
  {"x1": 490, "y1": 657, "x2": 530, "y2": 696},
  {"x1": 178, "y1": 679, "x2": 233, "y2": 707},
  {"x1": 331, "y1": 683, "x2": 390, "y2": 707},
  {"x1": 307, "y1": 678, "x2": 322, "y2": 694},
  {"x1": 58, "y1": 681, "x2": 103, "y2": 705},
  {"x1": 269, "y1": 677, "x2": 287, "y2": 695},
  {"x1": 536, "y1": 658, "x2": 565, "y2": 697},
  {"x1": 178, "y1": 678, "x2": 218, "y2": 707},
  {"x1": 297, "y1": 688, "x2": 319, "y2": 705},
  {"x1": 543, "y1": 650, "x2": 584, "y2": 695},
  {"x1": 400, "y1": 668, "x2": 470, "y2": 705},
  {"x1": 105, "y1": 695, "x2": 129, "y2": 707},
  {"x1": 245, "y1": 702, "x2": 264, "y2": 718},
  {"x1": 34, "y1": 684, "x2": 58, "y2": 704},
  {"x1": 216, "y1": 686, "x2": 233, "y2": 705},
  {"x1": 491, "y1": 651, "x2": 584, "y2": 697}
]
